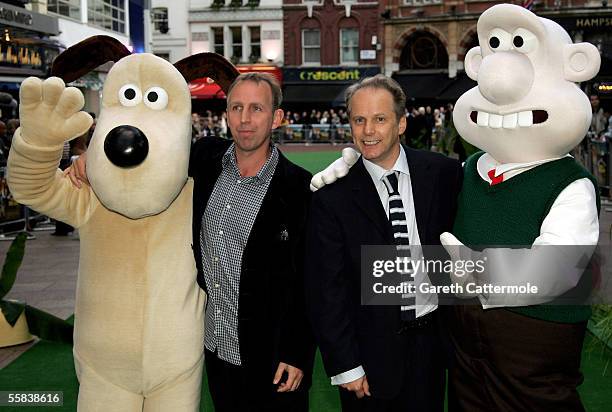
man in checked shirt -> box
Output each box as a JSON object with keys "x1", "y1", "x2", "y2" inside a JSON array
[
  {"x1": 188, "y1": 73, "x2": 315, "y2": 411},
  {"x1": 68, "y1": 73, "x2": 315, "y2": 411}
]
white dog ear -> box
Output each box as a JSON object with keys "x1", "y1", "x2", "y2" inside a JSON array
[
  {"x1": 464, "y1": 47, "x2": 482, "y2": 81},
  {"x1": 563, "y1": 42, "x2": 600, "y2": 83}
]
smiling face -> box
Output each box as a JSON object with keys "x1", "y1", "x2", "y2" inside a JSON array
[
  {"x1": 453, "y1": 4, "x2": 600, "y2": 164},
  {"x1": 226, "y1": 79, "x2": 283, "y2": 157},
  {"x1": 350, "y1": 87, "x2": 406, "y2": 170}
]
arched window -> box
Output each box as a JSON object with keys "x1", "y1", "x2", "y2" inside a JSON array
[{"x1": 399, "y1": 32, "x2": 448, "y2": 71}]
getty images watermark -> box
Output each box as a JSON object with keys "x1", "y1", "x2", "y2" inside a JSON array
[{"x1": 360, "y1": 245, "x2": 609, "y2": 306}]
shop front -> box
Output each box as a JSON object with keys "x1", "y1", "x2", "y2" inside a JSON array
[
  {"x1": 0, "y1": 2, "x2": 59, "y2": 225},
  {"x1": 281, "y1": 66, "x2": 380, "y2": 111},
  {"x1": 189, "y1": 64, "x2": 282, "y2": 112},
  {"x1": 0, "y1": 1, "x2": 60, "y2": 105}
]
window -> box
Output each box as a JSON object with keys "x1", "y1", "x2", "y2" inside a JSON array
[
  {"x1": 152, "y1": 7, "x2": 168, "y2": 34},
  {"x1": 231, "y1": 26, "x2": 242, "y2": 62},
  {"x1": 302, "y1": 29, "x2": 320, "y2": 65},
  {"x1": 404, "y1": 0, "x2": 442, "y2": 5},
  {"x1": 88, "y1": 0, "x2": 126, "y2": 34},
  {"x1": 340, "y1": 29, "x2": 359, "y2": 64},
  {"x1": 212, "y1": 27, "x2": 224, "y2": 55},
  {"x1": 249, "y1": 26, "x2": 260, "y2": 63},
  {"x1": 48, "y1": 0, "x2": 80, "y2": 20}
]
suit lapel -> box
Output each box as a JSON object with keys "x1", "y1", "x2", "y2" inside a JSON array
[
  {"x1": 350, "y1": 159, "x2": 393, "y2": 241},
  {"x1": 404, "y1": 146, "x2": 433, "y2": 243}
]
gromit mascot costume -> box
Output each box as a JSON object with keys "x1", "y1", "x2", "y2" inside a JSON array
[
  {"x1": 311, "y1": 4, "x2": 601, "y2": 411},
  {"x1": 7, "y1": 36, "x2": 238, "y2": 411}
]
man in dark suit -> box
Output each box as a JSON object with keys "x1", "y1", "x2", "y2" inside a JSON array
[
  {"x1": 305, "y1": 75, "x2": 462, "y2": 411},
  {"x1": 189, "y1": 73, "x2": 315, "y2": 411}
]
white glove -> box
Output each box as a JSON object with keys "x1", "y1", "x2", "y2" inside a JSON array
[
  {"x1": 18, "y1": 76, "x2": 92, "y2": 147},
  {"x1": 439, "y1": 232, "x2": 481, "y2": 299},
  {"x1": 310, "y1": 147, "x2": 360, "y2": 192}
]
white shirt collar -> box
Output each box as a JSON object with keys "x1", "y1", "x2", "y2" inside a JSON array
[
  {"x1": 362, "y1": 145, "x2": 410, "y2": 181},
  {"x1": 477, "y1": 152, "x2": 572, "y2": 181}
]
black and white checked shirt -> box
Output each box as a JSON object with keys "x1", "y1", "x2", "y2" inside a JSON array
[{"x1": 200, "y1": 143, "x2": 279, "y2": 365}]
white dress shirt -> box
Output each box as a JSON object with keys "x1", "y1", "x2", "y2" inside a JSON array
[
  {"x1": 331, "y1": 146, "x2": 436, "y2": 385},
  {"x1": 473, "y1": 153, "x2": 599, "y2": 308}
]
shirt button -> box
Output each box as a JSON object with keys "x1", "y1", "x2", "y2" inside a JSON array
[
  {"x1": 237, "y1": 179, "x2": 241, "y2": 184},
  {"x1": 219, "y1": 230, "x2": 223, "y2": 235},
  {"x1": 216, "y1": 309, "x2": 221, "y2": 314},
  {"x1": 215, "y1": 283, "x2": 220, "y2": 288},
  {"x1": 213, "y1": 256, "x2": 219, "y2": 262},
  {"x1": 226, "y1": 204, "x2": 231, "y2": 209}
]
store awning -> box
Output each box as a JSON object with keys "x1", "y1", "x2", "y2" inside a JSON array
[
  {"x1": 189, "y1": 65, "x2": 282, "y2": 100},
  {"x1": 438, "y1": 73, "x2": 477, "y2": 102},
  {"x1": 283, "y1": 84, "x2": 349, "y2": 105},
  {"x1": 392, "y1": 73, "x2": 454, "y2": 101},
  {"x1": 189, "y1": 78, "x2": 227, "y2": 99}
]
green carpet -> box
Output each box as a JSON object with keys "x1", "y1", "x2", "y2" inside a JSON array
[
  {"x1": 1, "y1": 335, "x2": 611, "y2": 411},
  {"x1": 284, "y1": 151, "x2": 343, "y2": 174},
  {"x1": 1, "y1": 150, "x2": 611, "y2": 410}
]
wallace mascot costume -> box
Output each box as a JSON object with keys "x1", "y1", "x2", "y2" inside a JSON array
[
  {"x1": 439, "y1": 4, "x2": 601, "y2": 411},
  {"x1": 7, "y1": 36, "x2": 238, "y2": 411}
]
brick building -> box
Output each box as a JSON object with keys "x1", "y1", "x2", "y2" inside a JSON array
[
  {"x1": 281, "y1": 0, "x2": 381, "y2": 109},
  {"x1": 381, "y1": 0, "x2": 612, "y2": 104}
]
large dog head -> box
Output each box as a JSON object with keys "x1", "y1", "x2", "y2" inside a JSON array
[{"x1": 52, "y1": 36, "x2": 239, "y2": 219}]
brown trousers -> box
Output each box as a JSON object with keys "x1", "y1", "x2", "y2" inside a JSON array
[{"x1": 447, "y1": 304, "x2": 586, "y2": 412}]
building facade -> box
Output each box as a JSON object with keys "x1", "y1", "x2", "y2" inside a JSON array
[
  {"x1": 282, "y1": 0, "x2": 380, "y2": 108},
  {"x1": 381, "y1": 0, "x2": 612, "y2": 103}
]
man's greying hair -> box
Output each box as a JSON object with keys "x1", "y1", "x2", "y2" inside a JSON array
[
  {"x1": 345, "y1": 74, "x2": 406, "y2": 121},
  {"x1": 226, "y1": 72, "x2": 283, "y2": 111}
]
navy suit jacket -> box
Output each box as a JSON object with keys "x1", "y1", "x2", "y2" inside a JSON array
[{"x1": 305, "y1": 145, "x2": 462, "y2": 398}]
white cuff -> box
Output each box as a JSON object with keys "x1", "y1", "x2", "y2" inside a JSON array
[{"x1": 331, "y1": 366, "x2": 365, "y2": 385}]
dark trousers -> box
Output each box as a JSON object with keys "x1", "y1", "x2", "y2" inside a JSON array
[
  {"x1": 204, "y1": 349, "x2": 309, "y2": 412},
  {"x1": 339, "y1": 313, "x2": 446, "y2": 412},
  {"x1": 447, "y1": 304, "x2": 587, "y2": 412}
]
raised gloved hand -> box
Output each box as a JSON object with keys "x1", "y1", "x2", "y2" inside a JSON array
[
  {"x1": 18, "y1": 77, "x2": 92, "y2": 147},
  {"x1": 310, "y1": 147, "x2": 360, "y2": 192}
]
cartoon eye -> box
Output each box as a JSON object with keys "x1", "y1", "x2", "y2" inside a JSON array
[
  {"x1": 512, "y1": 28, "x2": 538, "y2": 54},
  {"x1": 118, "y1": 84, "x2": 142, "y2": 107},
  {"x1": 488, "y1": 28, "x2": 511, "y2": 51},
  {"x1": 143, "y1": 87, "x2": 168, "y2": 110}
]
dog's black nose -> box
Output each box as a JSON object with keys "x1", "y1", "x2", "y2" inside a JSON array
[{"x1": 104, "y1": 125, "x2": 149, "y2": 167}]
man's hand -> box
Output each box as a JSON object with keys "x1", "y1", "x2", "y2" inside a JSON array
[
  {"x1": 340, "y1": 375, "x2": 371, "y2": 399},
  {"x1": 63, "y1": 152, "x2": 89, "y2": 188},
  {"x1": 273, "y1": 362, "x2": 304, "y2": 392}
]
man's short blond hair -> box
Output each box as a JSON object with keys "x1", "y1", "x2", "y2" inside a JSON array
[{"x1": 227, "y1": 72, "x2": 282, "y2": 111}]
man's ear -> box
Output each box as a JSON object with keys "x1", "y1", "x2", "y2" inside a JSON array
[
  {"x1": 272, "y1": 109, "x2": 284, "y2": 130},
  {"x1": 563, "y1": 42, "x2": 601, "y2": 83},
  {"x1": 398, "y1": 113, "x2": 407, "y2": 136},
  {"x1": 464, "y1": 46, "x2": 482, "y2": 81}
]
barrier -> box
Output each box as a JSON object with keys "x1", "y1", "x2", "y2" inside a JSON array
[{"x1": 275, "y1": 124, "x2": 352, "y2": 145}]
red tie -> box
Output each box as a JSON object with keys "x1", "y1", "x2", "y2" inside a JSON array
[{"x1": 488, "y1": 168, "x2": 504, "y2": 185}]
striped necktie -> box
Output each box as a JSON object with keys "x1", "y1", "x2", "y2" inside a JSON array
[{"x1": 382, "y1": 172, "x2": 415, "y2": 321}]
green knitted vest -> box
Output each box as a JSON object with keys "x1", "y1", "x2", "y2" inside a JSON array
[{"x1": 453, "y1": 152, "x2": 600, "y2": 323}]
